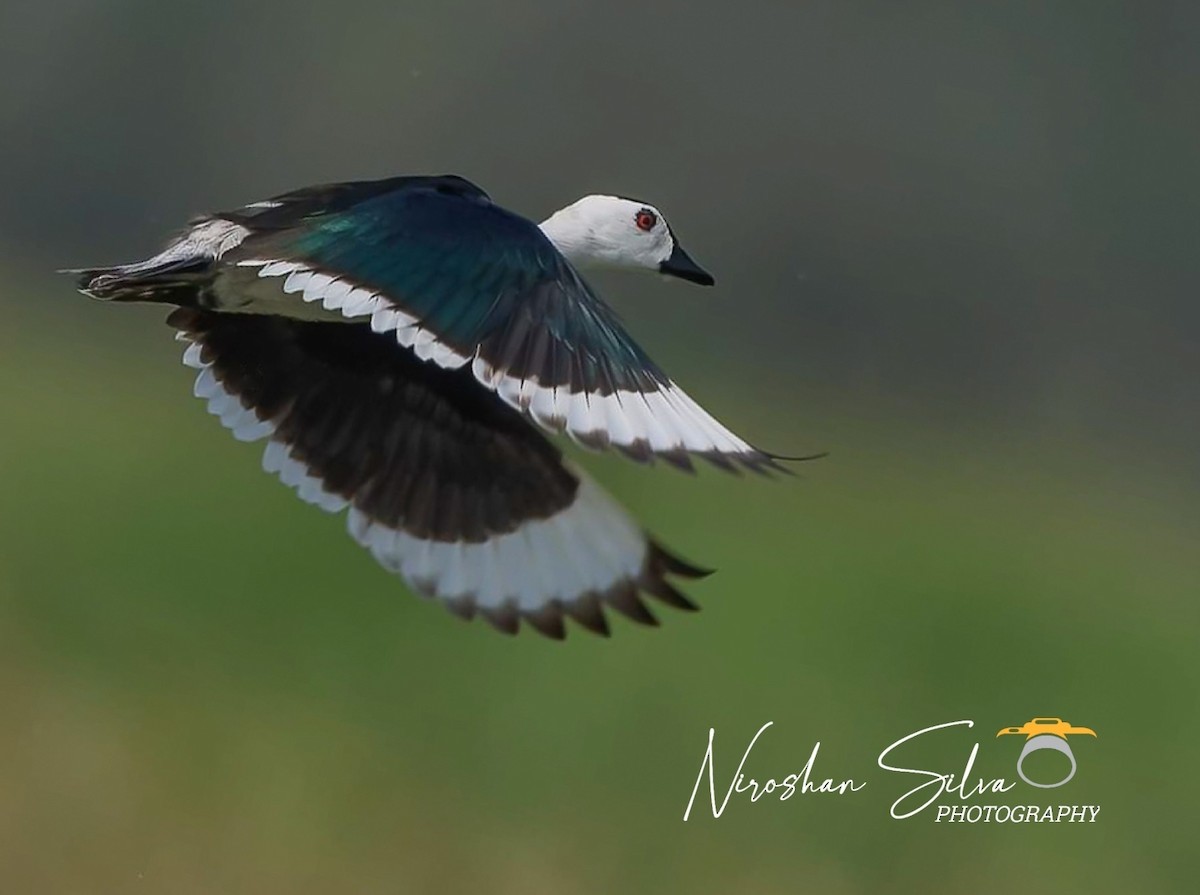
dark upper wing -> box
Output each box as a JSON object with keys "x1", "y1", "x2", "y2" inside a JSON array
[
  {"x1": 222, "y1": 178, "x2": 778, "y2": 472},
  {"x1": 170, "y1": 308, "x2": 705, "y2": 638},
  {"x1": 220, "y1": 174, "x2": 491, "y2": 230}
]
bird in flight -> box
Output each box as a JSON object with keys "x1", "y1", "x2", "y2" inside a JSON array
[{"x1": 69, "y1": 175, "x2": 794, "y2": 638}]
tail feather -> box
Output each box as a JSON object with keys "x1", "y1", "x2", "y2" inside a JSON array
[
  {"x1": 63, "y1": 215, "x2": 248, "y2": 303},
  {"x1": 63, "y1": 256, "x2": 211, "y2": 302}
]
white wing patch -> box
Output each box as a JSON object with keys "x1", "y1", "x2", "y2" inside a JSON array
[
  {"x1": 175, "y1": 326, "x2": 661, "y2": 627},
  {"x1": 238, "y1": 258, "x2": 762, "y2": 466},
  {"x1": 347, "y1": 469, "x2": 645, "y2": 611},
  {"x1": 179, "y1": 328, "x2": 348, "y2": 512}
]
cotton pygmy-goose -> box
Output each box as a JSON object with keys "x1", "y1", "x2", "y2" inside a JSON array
[{"x1": 69, "y1": 174, "x2": 800, "y2": 638}]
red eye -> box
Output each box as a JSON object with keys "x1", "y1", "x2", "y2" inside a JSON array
[{"x1": 635, "y1": 209, "x2": 657, "y2": 232}]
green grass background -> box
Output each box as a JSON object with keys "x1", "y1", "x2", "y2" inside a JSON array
[
  {"x1": 3, "y1": 1, "x2": 1197, "y2": 889},
  {"x1": 1, "y1": 288, "x2": 1194, "y2": 893}
]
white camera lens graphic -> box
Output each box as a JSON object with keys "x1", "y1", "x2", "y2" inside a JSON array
[{"x1": 1017, "y1": 734, "x2": 1077, "y2": 789}]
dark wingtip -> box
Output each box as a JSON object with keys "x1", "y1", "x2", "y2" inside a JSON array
[
  {"x1": 699, "y1": 451, "x2": 741, "y2": 474},
  {"x1": 643, "y1": 578, "x2": 701, "y2": 612},
  {"x1": 446, "y1": 543, "x2": 712, "y2": 640},
  {"x1": 444, "y1": 596, "x2": 478, "y2": 622},
  {"x1": 653, "y1": 444, "x2": 827, "y2": 478},
  {"x1": 479, "y1": 603, "x2": 521, "y2": 635},
  {"x1": 648, "y1": 540, "x2": 714, "y2": 579},
  {"x1": 522, "y1": 604, "x2": 567, "y2": 640},
  {"x1": 636, "y1": 541, "x2": 710, "y2": 616},
  {"x1": 615, "y1": 439, "x2": 655, "y2": 464},
  {"x1": 767, "y1": 449, "x2": 830, "y2": 463},
  {"x1": 564, "y1": 595, "x2": 612, "y2": 637},
  {"x1": 658, "y1": 449, "x2": 697, "y2": 474},
  {"x1": 745, "y1": 447, "x2": 830, "y2": 477},
  {"x1": 607, "y1": 592, "x2": 660, "y2": 627}
]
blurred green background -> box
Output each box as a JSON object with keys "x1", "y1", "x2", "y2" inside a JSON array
[{"x1": 1, "y1": 2, "x2": 1196, "y2": 892}]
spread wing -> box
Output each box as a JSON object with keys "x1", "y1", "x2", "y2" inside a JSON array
[
  {"x1": 170, "y1": 307, "x2": 706, "y2": 638},
  {"x1": 221, "y1": 177, "x2": 780, "y2": 473}
]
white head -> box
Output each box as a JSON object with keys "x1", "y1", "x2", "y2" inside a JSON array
[{"x1": 539, "y1": 195, "x2": 714, "y2": 285}]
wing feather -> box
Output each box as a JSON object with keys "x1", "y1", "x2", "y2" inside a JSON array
[{"x1": 225, "y1": 179, "x2": 774, "y2": 471}]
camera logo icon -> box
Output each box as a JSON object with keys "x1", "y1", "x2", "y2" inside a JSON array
[{"x1": 997, "y1": 717, "x2": 1097, "y2": 789}]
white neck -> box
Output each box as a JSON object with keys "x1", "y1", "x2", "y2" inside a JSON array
[{"x1": 538, "y1": 206, "x2": 598, "y2": 266}]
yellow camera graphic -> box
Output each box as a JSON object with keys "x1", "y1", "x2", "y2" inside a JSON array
[{"x1": 997, "y1": 717, "x2": 1097, "y2": 788}]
